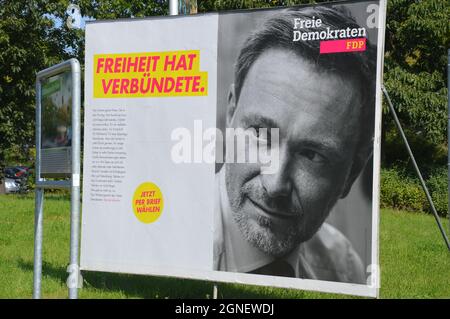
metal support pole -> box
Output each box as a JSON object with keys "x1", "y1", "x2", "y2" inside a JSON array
[
  {"x1": 447, "y1": 49, "x2": 450, "y2": 234},
  {"x1": 32, "y1": 188, "x2": 44, "y2": 299},
  {"x1": 213, "y1": 284, "x2": 218, "y2": 299},
  {"x1": 382, "y1": 86, "x2": 450, "y2": 251},
  {"x1": 68, "y1": 59, "x2": 82, "y2": 299},
  {"x1": 169, "y1": 0, "x2": 178, "y2": 15},
  {"x1": 33, "y1": 73, "x2": 44, "y2": 299}
]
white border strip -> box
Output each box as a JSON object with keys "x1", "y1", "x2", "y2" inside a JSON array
[
  {"x1": 371, "y1": 0, "x2": 387, "y2": 299},
  {"x1": 81, "y1": 261, "x2": 377, "y2": 297}
]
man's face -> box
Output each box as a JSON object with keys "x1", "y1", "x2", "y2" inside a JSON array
[{"x1": 225, "y1": 48, "x2": 364, "y2": 257}]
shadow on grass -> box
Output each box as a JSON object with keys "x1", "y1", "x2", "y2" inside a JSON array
[
  {"x1": 78, "y1": 271, "x2": 300, "y2": 299},
  {"x1": 18, "y1": 260, "x2": 282, "y2": 299},
  {"x1": 80, "y1": 271, "x2": 307, "y2": 298},
  {"x1": 17, "y1": 259, "x2": 305, "y2": 299},
  {"x1": 81, "y1": 271, "x2": 216, "y2": 299},
  {"x1": 18, "y1": 259, "x2": 67, "y2": 284}
]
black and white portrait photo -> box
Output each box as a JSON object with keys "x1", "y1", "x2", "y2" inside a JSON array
[{"x1": 213, "y1": 2, "x2": 380, "y2": 285}]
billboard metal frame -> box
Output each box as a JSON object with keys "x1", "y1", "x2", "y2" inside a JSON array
[
  {"x1": 80, "y1": 0, "x2": 387, "y2": 298},
  {"x1": 33, "y1": 58, "x2": 82, "y2": 299}
]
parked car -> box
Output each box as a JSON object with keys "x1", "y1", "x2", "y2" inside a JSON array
[
  {"x1": 3, "y1": 166, "x2": 30, "y2": 194},
  {"x1": 4, "y1": 166, "x2": 29, "y2": 179},
  {"x1": 4, "y1": 177, "x2": 21, "y2": 194}
]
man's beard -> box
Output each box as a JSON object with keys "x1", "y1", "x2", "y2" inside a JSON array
[
  {"x1": 226, "y1": 174, "x2": 304, "y2": 257},
  {"x1": 232, "y1": 207, "x2": 302, "y2": 257}
]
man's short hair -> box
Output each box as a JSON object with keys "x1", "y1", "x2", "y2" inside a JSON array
[{"x1": 234, "y1": 5, "x2": 377, "y2": 156}]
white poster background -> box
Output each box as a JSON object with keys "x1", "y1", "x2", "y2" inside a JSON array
[
  {"x1": 81, "y1": 0, "x2": 386, "y2": 298},
  {"x1": 82, "y1": 14, "x2": 218, "y2": 272}
]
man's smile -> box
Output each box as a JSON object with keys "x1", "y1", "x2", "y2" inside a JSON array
[{"x1": 246, "y1": 195, "x2": 298, "y2": 220}]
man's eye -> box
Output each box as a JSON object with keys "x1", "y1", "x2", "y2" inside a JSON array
[
  {"x1": 297, "y1": 149, "x2": 327, "y2": 164},
  {"x1": 248, "y1": 127, "x2": 270, "y2": 141}
]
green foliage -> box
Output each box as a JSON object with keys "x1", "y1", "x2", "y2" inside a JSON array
[
  {"x1": 380, "y1": 168, "x2": 448, "y2": 217},
  {"x1": 380, "y1": 168, "x2": 427, "y2": 212},
  {"x1": 382, "y1": 0, "x2": 449, "y2": 171},
  {"x1": 0, "y1": 0, "x2": 83, "y2": 173},
  {"x1": 382, "y1": 124, "x2": 447, "y2": 175},
  {"x1": 78, "y1": 0, "x2": 168, "y2": 20},
  {"x1": 198, "y1": 0, "x2": 322, "y2": 12},
  {"x1": 427, "y1": 167, "x2": 448, "y2": 215},
  {"x1": 3, "y1": 144, "x2": 32, "y2": 167}
]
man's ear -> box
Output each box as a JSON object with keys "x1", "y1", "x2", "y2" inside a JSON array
[
  {"x1": 341, "y1": 148, "x2": 373, "y2": 198},
  {"x1": 226, "y1": 84, "x2": 237, "y2": 127}
]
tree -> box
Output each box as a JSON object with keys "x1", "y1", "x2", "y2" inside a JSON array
[
  {"x1": 0, "y1": 0, "x2": 83, "y2": 172},
  {"x1": 382, "y1": 0, "x2": 449, "y2": 173},
  {"x1": 78, "y1": 0, "x2": 168, "y2": 20}
]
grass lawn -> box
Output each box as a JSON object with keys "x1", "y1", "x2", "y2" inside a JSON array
[{"x1": 0, "y1": 193, "x2": 449, "y2": 299}]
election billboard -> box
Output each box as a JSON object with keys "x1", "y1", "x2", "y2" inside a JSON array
[{"x1": 81, "y1": 0, "x2": 386, "y2": 297}]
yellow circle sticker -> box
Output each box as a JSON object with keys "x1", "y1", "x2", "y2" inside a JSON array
[{"x1": 132, "y1": 182, "x2": 164, "y2": 224}]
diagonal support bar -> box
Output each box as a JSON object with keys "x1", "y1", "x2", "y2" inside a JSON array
[
  {"x1": 447, "y1": 49, "x2": 450, "y2": 236},
  {"x1": 382, "y1": 86, "x2": 450, "y2": 251}
]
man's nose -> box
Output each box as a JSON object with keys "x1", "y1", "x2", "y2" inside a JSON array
[{"x1": 261, "y1": 149, "x2": 292, "y2": 198}]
